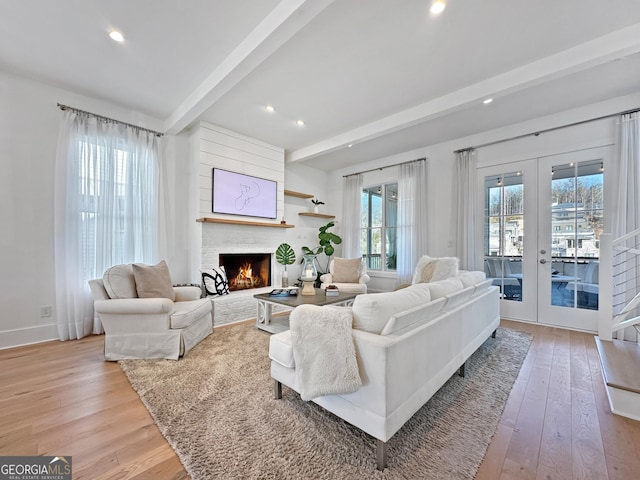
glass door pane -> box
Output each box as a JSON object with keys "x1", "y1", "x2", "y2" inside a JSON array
[
  {"x1": 484, "y1": 171, "x2": 524, "y2": 302},
  {"x1": 549, "y1": 160, "x2": 603, "y2": 310}
]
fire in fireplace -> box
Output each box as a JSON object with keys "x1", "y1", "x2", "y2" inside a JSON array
[{"x1": 219, "y1": 253, "x2": 271, "y2": 292}]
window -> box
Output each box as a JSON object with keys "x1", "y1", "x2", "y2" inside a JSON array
[
  {"x1": 361, "y1": 183, "x2": 397, "y2": 271},
  {"x1": 77, "y1": 140, "x2": 158, "y2": 273},
  {"x1": 55, "y1": 110, "x2": 163, "y2": 340}
]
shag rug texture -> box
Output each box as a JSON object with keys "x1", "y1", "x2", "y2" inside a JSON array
[{"x1": 120, "y1": 323, "x2": 532, "y2": 479}]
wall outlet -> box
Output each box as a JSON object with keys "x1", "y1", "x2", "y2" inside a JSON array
[{"x1": 40, "y1": 305, "x2": 52, "y2": 318}]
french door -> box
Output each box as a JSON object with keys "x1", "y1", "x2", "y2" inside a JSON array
[{"x1": 477, "y1": 146, "x2": 609, "y2": 331}]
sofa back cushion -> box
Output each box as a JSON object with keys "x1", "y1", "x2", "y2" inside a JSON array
[
  {"x1": 132, "y1": 260, "x2": 176, "y2": 301},
  {"x1": 426, "y1": 277, "x2": 464, "y2": 300},
  {"x1": 472, "y1": 279, "x2": 494, "y2": 296},
  {"x1": 103, "y1": 264, "x2": 137, "y2": 299},
  {"x1": 457, "y1": 271, "x2": 486, "y2": 288},
  {"x1": 379, "y1": 296, "x2": 446, "y2": 336},
  {"x1": 442, "y1": 285, "x2": 475, "y2": 310},
  {"x1": 352, "y1": 283, "x2": 431, "y2": 334}
]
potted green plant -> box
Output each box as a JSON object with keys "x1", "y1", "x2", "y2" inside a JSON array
[
  {"x1": 311, "y1": 198, "x2": 324, "y2": 214},
  {"x1": 275, "y1": 243, "x2": 296, "y2": 287},
  {"x1": 302, "y1": 221, "x2": 342, "y2": 285}
]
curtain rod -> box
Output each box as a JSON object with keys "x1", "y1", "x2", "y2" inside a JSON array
[
  {"x1": 57, "y1": 103, "x2": 164, "y2": 137},
  {"x1": 343, "y1": 157, "x2": 426, "y2": 177},
  {"x1": 453, "y1": 107, "x2": 640, "y2": 154}
]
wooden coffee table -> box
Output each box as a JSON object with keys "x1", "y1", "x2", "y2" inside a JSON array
[{"x1": 254, "y1": 288, "x2": 359, "y2": 333}]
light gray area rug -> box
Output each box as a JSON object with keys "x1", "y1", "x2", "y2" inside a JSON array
[{"x1": 120, "y1": 323, "x2": 532, "y2": 479}]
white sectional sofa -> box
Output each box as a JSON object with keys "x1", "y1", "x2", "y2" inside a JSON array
[{"x1": 269, "y1": 271, "x2": 500, "y2": 470}]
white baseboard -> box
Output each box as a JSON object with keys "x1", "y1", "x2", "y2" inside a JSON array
[{"x1": 0, "y1": 323, "x2": 58, "y2": 350}]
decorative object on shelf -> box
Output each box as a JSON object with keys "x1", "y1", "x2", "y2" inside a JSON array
[
  {"x1": 311, "y1": 198, "x2": 324, "y2": 214},
  {"x1": 280, "y1": 217, "x2": 286, "y2": 224},
  {"x1": 302, "y1": 221, "x2": 343, "y2": 284},
  {"x1": 275, "y1": 243, "x2": 296, "y2": 288},
  {"x1": 300, "y1": 254, "x2": 318, "y2": 295}
]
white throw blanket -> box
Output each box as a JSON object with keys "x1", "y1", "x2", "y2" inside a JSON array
[{"x1": 290, "y1": 305, "x2": 362, "y2": 401}]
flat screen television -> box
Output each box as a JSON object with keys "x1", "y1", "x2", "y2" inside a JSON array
[{"x1": 212, "y1": 168, "x2": 277, "y2": 219}]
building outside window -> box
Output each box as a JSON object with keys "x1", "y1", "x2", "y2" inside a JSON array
[{"x1": 361, "y1": 183, "x2": 397, "y2": 271}]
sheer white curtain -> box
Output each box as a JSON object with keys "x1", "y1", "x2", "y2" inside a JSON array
[
  {"x1": 54, "y1": 110, "x2": 164, "y2": 340},
  {"x1": 452, "y1": 149, "x2": 477, "y2": 270},
  {"x1": 612, "y1": 112, "x2": 640, "y2": 341},
  {"x1": 396, "y1": 159, "x2": 428, "y2": 285},
  {"x1": 341, "y1": 174, "x2": 363, "y2": 258}
]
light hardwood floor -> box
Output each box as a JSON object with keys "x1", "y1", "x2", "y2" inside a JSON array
[{"x1": 1, "y1": 320, "x2": 639, "y2": 479}]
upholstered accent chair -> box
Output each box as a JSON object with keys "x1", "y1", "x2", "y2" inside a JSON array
[
  {"x1": 88, "y1": 261, "x2": 213, "y2": 360},
  {"x1": 320, "y1": 257, "x2": 370, "y2": 294}
]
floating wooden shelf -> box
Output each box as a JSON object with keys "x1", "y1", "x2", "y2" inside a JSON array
[
  {"x1": 298, "y1": 212, "x2": 335, "y2": 219},
  {"x1": 196, "y1": 217, "x2": 294, "y2": 228},
  {"x1": 284, "y1": 189, "x2": 313, "y2": 199}
]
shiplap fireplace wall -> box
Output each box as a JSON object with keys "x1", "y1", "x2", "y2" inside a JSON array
[{"x1": 193, "y1": 122, "x2": 287, "y2": 287}]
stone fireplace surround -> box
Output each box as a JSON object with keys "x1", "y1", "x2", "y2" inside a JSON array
[{"x1": 201, "y1": 222, "x2": 287, "y2": 327}]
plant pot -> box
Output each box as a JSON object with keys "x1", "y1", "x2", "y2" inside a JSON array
[
  {"x1": 313, "y1": 205, "x2": 319, "y2": 214},
  {"x1": 281, "y1": 270, "x2": 288, "y2": 288}
]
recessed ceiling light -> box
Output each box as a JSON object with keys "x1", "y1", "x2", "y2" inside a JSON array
[
  {"x1": 347, "y1": 144, "x2": 353, "y2": 148},
  {"x1": 430, "y1": 0, "x2": 446, "y2": 15},
  {"x1": 296, "y1": 120, "x2": 305, "y2": 126},
  {"x1": 265, "y1": 105, "x2": 275, "y2": 113},
  {"x1": 483, "y1": 98, "x2": 493, "y2": 104},
  {"x1": 109, "y1": 30, "x2": 125, "y2": 42}
]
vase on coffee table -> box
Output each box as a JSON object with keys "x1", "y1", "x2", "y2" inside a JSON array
[{"x1": 300, "y1": 254, "x2": 317, "y2": 295}]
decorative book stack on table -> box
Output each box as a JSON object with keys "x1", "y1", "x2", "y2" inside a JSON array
[
  {"x1": 269, "y1": 288, "x2": 299, "y2": 297},
  {"x1": 325, "y1": 284, "x2": 340, "y2": 296}
]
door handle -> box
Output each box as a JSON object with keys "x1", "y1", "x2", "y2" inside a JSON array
[{"x1": 539, "y1": 259, "x2": 547, "y2": 264}]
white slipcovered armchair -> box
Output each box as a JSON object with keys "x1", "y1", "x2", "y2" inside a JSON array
[
  {"x1": 320, "y1": 257, "x2": 370, "y2": 294},
  {"x1": 88, "y1": 261, "x2": 213, "y2": 361}
]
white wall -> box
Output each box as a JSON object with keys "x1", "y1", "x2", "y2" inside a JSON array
[
  {"x1": 283, "y1": 162, "x2": 331, "y2": 279},
  {"x1": 0, "y1": 70, "x2": 189, "y2": 348},
  {"x1": 327, "y1": 92, "x2": 640, "y2": 292}
]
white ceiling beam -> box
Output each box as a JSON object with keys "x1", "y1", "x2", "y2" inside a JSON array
[
  {"x1": 287, "y1": 22, "x2": 640, "y2": 163},
  {"x1": 165, "y1": 0, "x2": 335, "y2": 135}
]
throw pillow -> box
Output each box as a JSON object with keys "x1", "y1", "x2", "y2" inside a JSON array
[
  {"x1": 102, "y1": 264, "x2": 137, "y2": 299},
  {"x1": 201, "y1": 266, "x2": 230, "y2": 296},
  {"x1": 132, "y1": 260, "x2": 176, "y2": 301},
  {"x1": 411, "y1": 255, "x2": 459, "y2": 284},
  {"x1": 332, "y1": 257, "x2": 362, "y2": 283}
]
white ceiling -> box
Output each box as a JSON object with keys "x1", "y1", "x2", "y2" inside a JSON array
[{"x1": 2, "y1": 0, "x2": 640, "y2": 171}]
